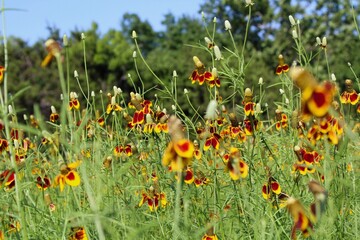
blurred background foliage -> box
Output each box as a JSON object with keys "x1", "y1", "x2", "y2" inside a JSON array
[{"x1": 1, "y1": 0, "x2": 360, "y2": 119}]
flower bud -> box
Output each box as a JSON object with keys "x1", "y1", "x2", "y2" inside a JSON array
[
  {"x1": 245, "y1": 0, "x2": 254, "y2": 7},
  {"x1": 204, "y1": 37, "x2": 212, "y2": 45},
  {"x1": 322, "y1": 37, "x2": 327, "y2": 48},
  {"x1": 51, "y1": 105, "x2": 57, "y2": 114},
  {"x1": 184, "y1": 88, "x2": 189, "y2": 94},
  {"x1": 292, "y1": 29, "x2": 298, "y2": 39},
  {"x1": 214, "y1": 45, "x2": 223, "y2": 60},
  {"x1": 91, "y1": 91, "x2": 95, "y2": 97},
  {"x1": 279, "y1": 89, "x2": 285, "y2": 95},
  {"x1": 213, "y1": 17, "x2": 217, "y2": 23},
  {"x1": 258, "y1": 77, "x2": 263, "y2": 85},
  {"x1": 146, "y1": 113, "x2": 153, "y2": 123},
  {"x1": 205, "y1": 100, "x2": 218, "y2": 120},
  {"x1": 132, "y1": 51, "x2": 137, "y2": 58},
  {"x1": 74, "y1": 70, "x2": 79, "y2": 78},
  {"x1": 173, "y1": 70, "x2": 178, "y2": 78},
  {"x1": 289, "y1": 15, "x2": 296, "y2": 26},
  {"x1": 63, "y1": 34, "x2": 68, "y2": 47},
  {"x1": 132, "y1": 30, "x2": 137, "y2": 39},
  {"x1": 224, "y1": 20, "x2": 232, "y2": 30},
  {"x1": 212, "y1": 67, "x2": 218, "y2": 78},
  {"x1": 113, "y1": 85, "x2": 118, "y2": 93},
  {"x1": 255, "y1": 103, "x2": 262, "y2": 114},
  {"x1": 8, "y1": 105, "x2": 13, "y2": 114},
  {"x1": 111, "y1": 96, "x2": 116, "y2": 105},
  {"x1": 331, "y1": 73, "x2": 336, "y2": 82},
  {"x1": 193, "y1": 56, "x2": 204, "y2": 68},
  {"x1": 81, "y1": 33, "x2": 86, "y2": 40}
]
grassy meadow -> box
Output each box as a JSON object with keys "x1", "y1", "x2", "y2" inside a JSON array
[{"x1": 0, "y1": 3, "x2": 360, "y2": 240}]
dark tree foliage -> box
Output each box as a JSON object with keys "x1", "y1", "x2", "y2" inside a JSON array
[{"x1": 1, "y1": 1, "x2": 359, "y2": 117}]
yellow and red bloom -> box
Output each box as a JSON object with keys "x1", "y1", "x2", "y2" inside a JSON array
[
  {"x1": 262, "y1": 177, "x2": 281, "y2": 200},
  {"x1": 184, "y1": 167, "x2": 194, "y2": 184},
  {"x1": 69, "y1": 92, "x2": 80, "y2": 110},
  {"x1": 68, "y1": 226, "x2": 88, "y2": 240},
  {"x1": 275, "y1": 109, "x2": 288, "y2": 130},
  {"x1": 340, "y1": 79, "x2": 359, "y2": 105},
  {"x1": 0, "y1": 138, "x2": 9, "y2": 153},
  {"x1": 226, "y1": 147, "x2": 248, "y2": 180},
  {"x1": 189, "y1": 56, "x2": 219, "y2": 87},
  {"x1": 54, "y1": 161, "x2": 81, "y2": 192},
  {"x1": 243, "y1": 118, "x2": 260, "y2": 135},
  {"x1": 286, "y1": 197, "x2": 313, "y2": 239},
  {"x1": 106, "y1": 95, "x2": 123, "y2": 114},
  {"x1": 41, "y1": 39, "x2": 61, "y2": 67},
  {"x1": 202, "y1": 227, "x2": 218, "y2": 240},
  {"x1": 202, "y1": 234, "x2": 218, "y2": 240},
  {"x1": 275, "y1": 54, "x2": 290, "y2": 75},
  {"x1": 293, "y1": 146, "x2": 322, "y2": 175},
  {"x1": 286, "y1": 180, "x2": 327, "y2": 239},
  {"x1": 290, "y1": 67, "x2": 336, "y2": 119},
  {"x1": 138, "y1": 187, "x2": 167, "y2": 212},
  {"x1": 36, "y1": 175, "x2": 51, "y2": 190},
  {"x1": 113, "y1": 144, "x2": 133, "y2": 157},
  {"x1": 162, "y1": 139, "x2": 194, "y2": 171},
  {"x1": 0, "y1": 66, "x2": 5, "y2": 83},
  {"x1": 204, "y1": 133, "x2": 221, "y2": 151},
  {"x1": 244, "y1": 102, "x2": 255, "y2": 116},
  {"x1": 0, "y1": 169, "x2": 15, "y2": 190},
  {"x1": 162, "y1": 116, "x2": 194, "y2": 171},
  {"x1": 50, "y1": 112, "x2": 59, "y2": 123},
  {"x1": 7, "y1": 217, "x2": 20, "y2": 234}
]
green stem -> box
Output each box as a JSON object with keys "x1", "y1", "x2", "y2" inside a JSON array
[{"x1": 173, "y1": 171, "x2": 183, "y2": 239}]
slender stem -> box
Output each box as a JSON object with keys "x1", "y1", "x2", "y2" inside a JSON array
[
  {"x1": 241, "y1": 6, "x2": 252, "y2": 61},
  {"x1": 82, "y1": 36, "x2": 91, "y2": 109},
  {"x1": 173, "y1": 171, "x2": 183, "y2": 239}
]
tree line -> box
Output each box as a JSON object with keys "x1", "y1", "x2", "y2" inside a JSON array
[{"x1": 1, "y1": 0, "x2": 359, "y2": 118}]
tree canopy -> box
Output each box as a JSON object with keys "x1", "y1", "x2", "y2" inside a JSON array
[{"x1": 1, "y1": 0, "x2": 360, "y2": 117}]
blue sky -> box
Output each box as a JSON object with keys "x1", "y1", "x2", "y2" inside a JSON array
[{"x1": 3, "y1": 0, "x2": 203, "y2": 44}]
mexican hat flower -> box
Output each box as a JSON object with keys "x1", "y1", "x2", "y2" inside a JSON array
[
  {"x1": 275, "y1": 54, "x2": 289, "y2": 75},
  {"x1": 54, "y1": 161, "x2": 81, "y2": 192},
  {"x1": 41, "y1": 39, "x2": 61, "y2": 67},
  {"x1": 162, "y1": 115, "x2": 194, "y2": 171},
  {"x1": 290, "y1": 67, "x2": 336, "y2": 119}
]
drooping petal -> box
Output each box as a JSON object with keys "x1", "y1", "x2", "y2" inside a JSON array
[
  {"x1": 262, "y1": 183, "x2": 271, "y2": 199},
  {"x1": 271, "y1": 180, "x2": 281, "y2": 195},
  {"x1": 174, "y1": 139, "x2": 194, "y2": 158},
  {"x1": 65, "y1": 170, "x2": 81, "y2": 187},
  {"x1": 184, "y1": 168, "x2": 194, "y2": 184}
]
